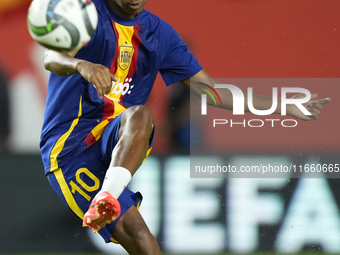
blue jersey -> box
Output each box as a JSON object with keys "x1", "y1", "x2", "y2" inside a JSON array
[{"x1": 40, "y1": 0, "x2": 202, "y2": 174}]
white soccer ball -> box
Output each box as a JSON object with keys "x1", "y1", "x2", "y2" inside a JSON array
[{"x1": 27, "y1": 0, "x2": 98, "y2": 52}]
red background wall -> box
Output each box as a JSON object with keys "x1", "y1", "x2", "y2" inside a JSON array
[{"x1": 147, "y1": 0, "x2": 340, "y2": 153}]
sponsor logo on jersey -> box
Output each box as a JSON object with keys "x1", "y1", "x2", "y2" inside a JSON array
[{"x1": 108, "y1": 77, "x2": 135, "y2": 103}]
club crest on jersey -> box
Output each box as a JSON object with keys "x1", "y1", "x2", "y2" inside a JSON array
[{"x1": 119, "y1": 46, "x2": 134, "y2": 71}]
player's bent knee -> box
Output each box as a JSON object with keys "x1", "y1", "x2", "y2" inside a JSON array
[
  {"x1": 121, "y1": 105, "x2": 154, "y2": 136},
  {"x1": 128, "y1": 105, "x2": 153, "y2": 124}
]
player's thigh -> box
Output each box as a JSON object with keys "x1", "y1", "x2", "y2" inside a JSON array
[
  {"x1": 99, "y1": 109, "x2": 155, "y2": 165},
  {"x1": 99, "y1": 112, "x2": 123, "y2": 166}
]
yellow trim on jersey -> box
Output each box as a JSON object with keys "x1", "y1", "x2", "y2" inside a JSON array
[
  {"x1": 112, "y1": 100, "x2": 127, "y2": 118},
  {"x1": 116, "y1": 23, "x2": 134, "y2": 77},
  {"x1": 87, "y1": 100, "x2": 126, "y2": 143},
  {"x1": 53, "y1": 168, "x2": 84, "y2": 219},
  {"x1": 143, "y1": 147, "x2": 152, "y2": 162},
  {"x1": 110, "y1": 237, "x2": 119, "y2": 244},
  {"x1": 108, "y1": 23, "x2": 135, "y2": 101},
  {"x1": 136, "y1": 200, "x2": 141, "y2": 210},
  {"x1": 48, "y1": 96, "x2": 85, "y2": 219},
  {"x1": 89, "y1": 119, "x2": 110, "y2": 142},
  {"x1": 50, "y1": 96, "x2": 83, "y2": 172}
]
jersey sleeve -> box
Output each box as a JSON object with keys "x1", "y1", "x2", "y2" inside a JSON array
[{"x1": 159, "y1": 22, "x2": 202, "y2": 86}]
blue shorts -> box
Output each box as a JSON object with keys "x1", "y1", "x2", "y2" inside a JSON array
[{"x1": 46, "y1": 113, "x2": 152, "y2": 243}]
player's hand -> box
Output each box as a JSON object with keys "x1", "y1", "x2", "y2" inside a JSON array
[
  {"x1": 287, "y1": 93, "x2": 331, "y2": 121},
  {"x1": 76, "y1": 60, "x2": 116, "y2": 98}
]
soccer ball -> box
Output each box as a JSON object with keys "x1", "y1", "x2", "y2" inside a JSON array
[{"x1": 27, "y1": 0, "x2": 98, "y2": 52}]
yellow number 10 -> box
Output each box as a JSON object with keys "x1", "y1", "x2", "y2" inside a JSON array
[{"x1": 69, "y1": 168, "x2": 100, "y2": 201}]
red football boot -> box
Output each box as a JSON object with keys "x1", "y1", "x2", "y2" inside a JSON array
[{"x1": 82, "y1": 191, "x2": 121, "y2": 233}]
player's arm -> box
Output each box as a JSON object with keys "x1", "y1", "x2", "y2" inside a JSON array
[
  {"x1": 43, "y1": 49, "x2": 115, "y2": 98},
  {"x1": 181, "y1": 69, "x2": 330, "y2": 121}
]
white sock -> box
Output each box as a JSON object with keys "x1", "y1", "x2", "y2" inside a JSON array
[{"x1": 100, "y1": 166, "x2": 132, "y2": 199}]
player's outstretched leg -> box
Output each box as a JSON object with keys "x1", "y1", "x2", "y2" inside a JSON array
[
  {"x1": 113, "y1": 205, "x2": 162, "y2": 255},
  {"x1": 83, "y1": 105, "x2": 154, "y2": 233},
  {"x1": 113, "y1": 104, "x2": 154, "y2": 173}
]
